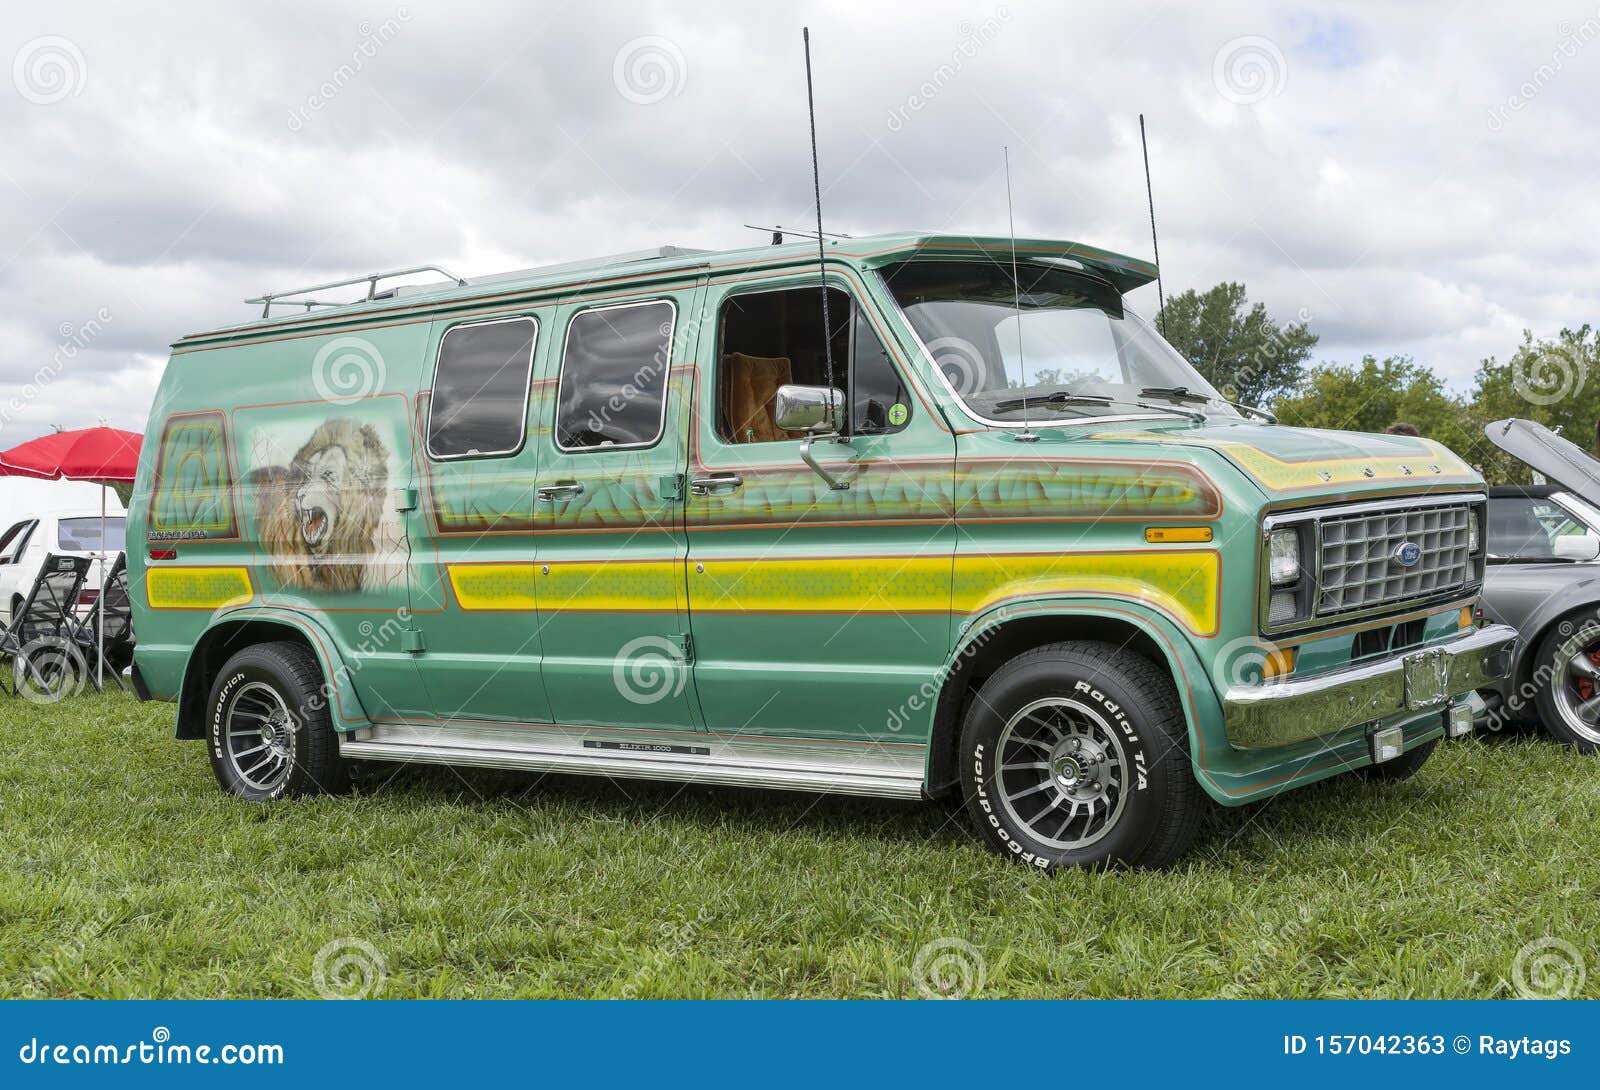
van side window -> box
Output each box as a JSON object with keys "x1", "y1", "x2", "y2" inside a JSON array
[
  {"x1": 427, "y1": 317, "x2": 539, "y2": 459},
  {"x1": 0, "y1": 520, "x2": 34, "y2": 565},
  {"x1": 716, "y1": 287, "x2": 910, "y2": 444},
  {"x1": 554, "y1": 300, "x2": 675, "y2": 450}
]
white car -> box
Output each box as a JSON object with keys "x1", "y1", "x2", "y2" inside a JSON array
[{"x1": 0, "y1": 509, "x2": 127, "y2": 628}]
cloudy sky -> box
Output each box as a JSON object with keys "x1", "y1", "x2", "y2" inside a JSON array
[{"x1": 2, "y1": 0, "x2": 1596, "y2": 442}]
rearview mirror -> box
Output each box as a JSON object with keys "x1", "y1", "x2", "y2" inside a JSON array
[
  {"x1": 1554, "y1": 535, "x2": 1600, "y2": 562},
  {"x1": 774, "y1": 384, "x2": 845, "y2": 434}
]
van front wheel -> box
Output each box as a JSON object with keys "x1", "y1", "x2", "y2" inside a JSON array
[
  {"x1": 959, "y1": 642, "x2": 1202, "y2": 870},
  {"x1": 205, "y1": 641, "x2": 350, "y2": 801}
]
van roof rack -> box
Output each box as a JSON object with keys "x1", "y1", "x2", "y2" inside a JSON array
[{"x1": 244, "y1": 264, "x2": 471, "y2": 318}]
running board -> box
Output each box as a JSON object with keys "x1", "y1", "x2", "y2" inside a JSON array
[{"x1": 339, "y1": 721, "x2": 927, "y2": 800}]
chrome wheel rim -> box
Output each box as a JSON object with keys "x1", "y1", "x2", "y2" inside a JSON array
[
  {"x1": 995, "y1": 697, "x2": 1130, "y2": 851},
  {"x1": 1552, "y1": 627, "x2": 1600, "y2": 745},
  {"x1": 224, "y1": 681, "x2": 296, "y2": 792}
]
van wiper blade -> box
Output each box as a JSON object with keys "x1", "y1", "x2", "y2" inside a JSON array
[
  {"x1": 991, "y1": 391, "x2": 1114, "y2": 413},
  {"x1": 1140, "y1": 385, "x2": 1276, "y2": 423}
]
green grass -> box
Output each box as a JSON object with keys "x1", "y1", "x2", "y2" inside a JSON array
[{"x1": 1, "y1": 691, "x2": 1595, "y2": 999}]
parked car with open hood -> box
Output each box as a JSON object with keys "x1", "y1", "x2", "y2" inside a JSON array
[
  {"x1": 125, "y1": 234, "x2": 1515, "y2": 869},
  {"x1": 1479, "y1": 418, "x2": 1600, "y2": 751}
]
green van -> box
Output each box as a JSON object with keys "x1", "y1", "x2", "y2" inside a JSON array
[{"x1": 126, "y1": 234, "x2": 1516, "y2": 869}]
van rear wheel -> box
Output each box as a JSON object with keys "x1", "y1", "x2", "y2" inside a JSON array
[
  {"x1": 959, "y1": 641, "x2": 1202, "y2": 870},
  {"x1": 205, "y1": 641, "x2": 350, "y2": 801}
]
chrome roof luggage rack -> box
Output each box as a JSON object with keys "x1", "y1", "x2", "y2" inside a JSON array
[{"x1": 244, "y1": 264, "x2": 470, "y2": 318}]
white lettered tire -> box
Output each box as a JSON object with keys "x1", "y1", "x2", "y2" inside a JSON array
[
  {"x1": 960, "y1": 642, "x2": 1203, "y2": 870},
  {"x1": 206, "y1": 641, "x2": 350, "y2": 802}
]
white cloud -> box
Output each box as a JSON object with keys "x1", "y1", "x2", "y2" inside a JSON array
[{"x1": 1, "y1": 0, "x2": 1598, "y2": 440}]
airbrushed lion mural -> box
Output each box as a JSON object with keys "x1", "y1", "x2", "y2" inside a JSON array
[{"x1": 247, "y1": 418, "x2": 391, "y2": 592}]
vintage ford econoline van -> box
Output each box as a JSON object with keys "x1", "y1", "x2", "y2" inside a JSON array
[{"x1": 127, "y1": 234, "x2": 1516, "y2": 868}]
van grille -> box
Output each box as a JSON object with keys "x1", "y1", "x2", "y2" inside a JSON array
[{"x1": 1317, "y1": 504, "x2": 1474, "y2": 616}]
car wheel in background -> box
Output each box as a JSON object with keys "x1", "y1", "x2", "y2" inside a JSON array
[
  {"x1": 1532, "y1": 618, "x2": 1600, "y2": 754},
  {"x1": 959, "y1": 641, "x2": 1203, "y2": 871},
  {"x1": 206, "y1": 641, "x2": 351, "y2": 801}
]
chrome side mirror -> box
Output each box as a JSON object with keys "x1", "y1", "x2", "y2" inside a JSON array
[
  {"x1": 773, "y1": 384, "x2": 850, "y2": 491},
  {"x1": 774, "y1": 384, "x2": 845, "y2": 434}
]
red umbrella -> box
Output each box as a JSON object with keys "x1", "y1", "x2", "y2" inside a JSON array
[
  {"x1": 0, "y1": 426, "x2": 141, "y2": 483},
  {"x1": 0, "y1": 426, "x2": 143, "y2": 690}
]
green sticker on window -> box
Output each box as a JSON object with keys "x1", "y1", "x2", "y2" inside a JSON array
[{"x1": 888, "y1": 403, "x2": 908, "y2": 426}]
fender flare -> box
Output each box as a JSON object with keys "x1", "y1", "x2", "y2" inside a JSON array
[
  {"x1": 928, "y1": 594, "x2": 1231, "y2": 802},
  {"x1": 178, "y1": 605, "x2": 371, "y2": 733}
]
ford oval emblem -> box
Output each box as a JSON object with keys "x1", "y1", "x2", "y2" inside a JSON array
[{"x1": 1393, "y1": 541, "x2": 1422, "y2": 568}]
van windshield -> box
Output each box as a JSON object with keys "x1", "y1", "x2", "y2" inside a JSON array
[
  {"x1": 881, "y1": 259, "x2": 1234, "y2": 423},
  {"x1": 58, "y1": 516, "x2": 126, "y2": 552}
]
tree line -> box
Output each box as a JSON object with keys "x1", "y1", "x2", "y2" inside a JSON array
[{"x1": 1159, "y1": 283, "x2": 1599, "y2": 485}]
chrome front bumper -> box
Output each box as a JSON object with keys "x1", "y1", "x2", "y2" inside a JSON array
[{"x1": 1222, "y1": 624, "x2": 1518, "y2": 750}]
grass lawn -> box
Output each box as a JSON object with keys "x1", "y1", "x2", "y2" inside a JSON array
[{"x1": 1, "y1": 690, "x2": 1595, "y2": 999}]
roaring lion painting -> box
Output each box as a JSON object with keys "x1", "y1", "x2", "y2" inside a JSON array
[{"x1": 250, "y1": 419, "x2": 390, "y2": 592}]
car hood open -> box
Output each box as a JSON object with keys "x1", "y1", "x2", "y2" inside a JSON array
[{"x1": 1485, "y1": 418, "x2": 1600, "y2": 502}]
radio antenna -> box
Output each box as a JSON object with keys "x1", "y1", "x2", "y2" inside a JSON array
[
  {"x1": 1139, "y1": 113, "x2": 1166, "y2": 335},
  {"x1": 1004, "y1": 146, "x2": 1037, "y2": 442},
  {"x1": 802, "y1": 27, "x2": 839, "y2": 420}
]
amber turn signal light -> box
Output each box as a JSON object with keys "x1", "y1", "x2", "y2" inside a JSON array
[
  {"x1": 1261, "y1": 647, "x2": 1296, "y2": 680},
  {"x1": 1144, "y1": 526, "x2": 1214, "y2": 544}
]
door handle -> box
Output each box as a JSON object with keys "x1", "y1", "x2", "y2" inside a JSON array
[
  {"x1": 536, "y1": 481, "x2": 585, "y2": 501},
  {"x1": 689, "y1": 474, "x2": 743, "y2": 496}
]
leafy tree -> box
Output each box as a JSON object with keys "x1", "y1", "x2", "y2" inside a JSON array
[
  {"x1": 1467, "y1": 326, "x2": 1600, "y2": 484},
  {"x1": 1274, "y1": 356, "x2": 1478, "y2": 457},
  {"x1": 1159, "y1": 282, "x2": 1317, "y2": 406}
]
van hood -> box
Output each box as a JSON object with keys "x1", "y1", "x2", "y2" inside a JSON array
[
  {"x1": 1077, "y1": 417, "x2": 1482, "y2": 502},
  {"x1": 1485, "y1": 418, "x2": 1600, "y2": 502}
]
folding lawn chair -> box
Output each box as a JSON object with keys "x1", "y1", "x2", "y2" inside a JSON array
[
  {"x1": 0, "y1": 553, "x2": 91, "y2": 700},
  {"x1": 70, "y1": 551, "x2": 135, "y2": 692}
]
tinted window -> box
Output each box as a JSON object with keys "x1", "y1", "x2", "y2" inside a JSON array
[
  {"x1": 555, "y1": 301, "x2": 674, "y2": 450},
  {"x1": 58, "y1": 516, "x2": 127, "y2": 552},
  {"x1": 427, "y1": 317, "x2": 538, "y2": 458}
]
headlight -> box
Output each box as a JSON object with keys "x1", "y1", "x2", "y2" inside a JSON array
[{"x1": 1269, "y1": 527, "x2": 1301, "y2": 586}]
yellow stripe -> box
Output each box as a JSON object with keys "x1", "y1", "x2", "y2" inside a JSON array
[
  {"x1": 447, "y1": 552, "x2": 1220, "y2": 634},
  {"x1": 146, "y1": 566, "x2": 253, "y2": 610}
]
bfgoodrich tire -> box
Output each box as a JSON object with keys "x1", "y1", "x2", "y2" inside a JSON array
[
  {"x1": 960, "y1": 641, "x2": 1203, "y2": 870},
  {"x1": 206, "y1": 641, "x2": 350, "y2": 802}
]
